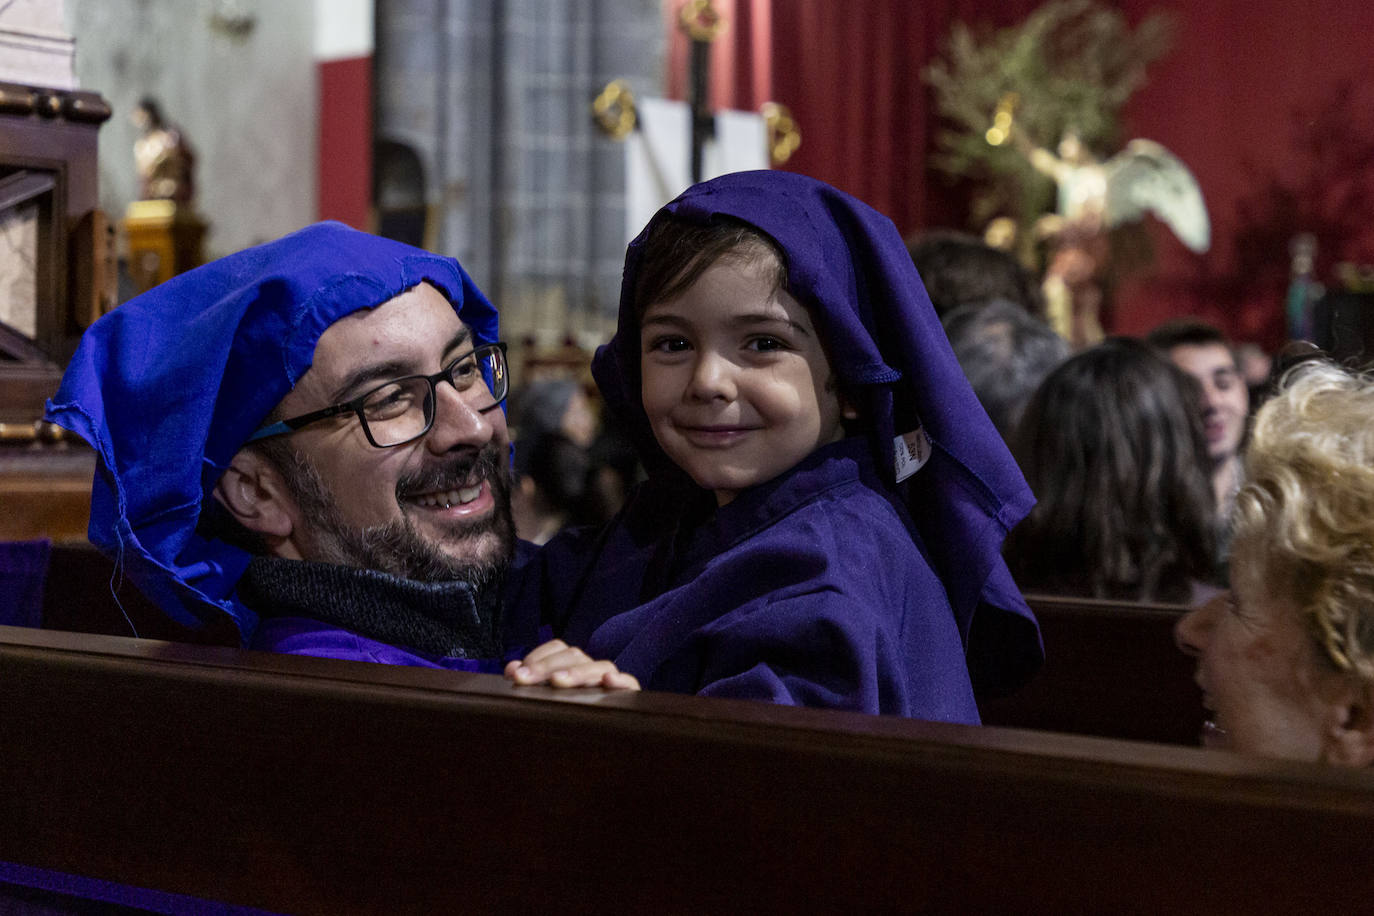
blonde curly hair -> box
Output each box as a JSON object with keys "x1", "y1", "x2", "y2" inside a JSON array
[{"x1": 1232, "y1": 360, "x2": 1374, "y2": 683}]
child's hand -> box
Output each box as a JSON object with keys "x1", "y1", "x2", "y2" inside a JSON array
[{"x1": 504, "y1": 639, "x2": 641, "y2": 690}]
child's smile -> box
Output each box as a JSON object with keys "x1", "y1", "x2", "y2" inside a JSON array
[{"x1": 639, "y1": 257, "x2": 849, "y2": 505}]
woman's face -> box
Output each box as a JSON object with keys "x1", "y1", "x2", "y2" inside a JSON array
[{"x1": 1175, "y1": 553, "x2": 1344, "y2": 761}]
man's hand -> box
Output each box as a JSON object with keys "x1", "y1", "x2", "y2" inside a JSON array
[{"x1": 504, "y1": 639, "x2": 641, "y2": 690}]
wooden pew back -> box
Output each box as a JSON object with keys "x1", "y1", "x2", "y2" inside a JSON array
[
  {"x1": 28, "y1": 551, "x2": 1207, "y2": 746},
  {"x1": 39, "y1": 541, "x2": 239, "y2": 645},
  {"x1": 3, "y1": 625, "x2": 1371, "y2": 914},
  {"x1": 981, "y1": 593, "x2": 1203, "y2": 744}
]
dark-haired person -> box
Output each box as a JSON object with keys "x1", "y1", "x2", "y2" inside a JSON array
[
  {"x1": 47, "y1": 221, "x2": 631, "y2": 686},
  {"x1": 1176, "y1": 361, "x2": 1374, "y2": 764},
  {"x1": 905, "y1": 229, "x2": 1045, "y2": 319},
  {"x1": 509, "y1": 378, "x2": 597, "y2": 544},
  {"x1": 1146, "y1": 319, "x2": 1249, "y2": 519},
  {"x1": 1006, "y1": 337, "x2": 1218, "y2": 604},
  {"x1": 942, "y1": 299, "x2": 1068, "y2": 443}
]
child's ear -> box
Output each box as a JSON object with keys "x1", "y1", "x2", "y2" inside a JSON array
[
  {"x1": 213, "y1": 448, "x2": 298, "y2": 543},
  {"x1": 837, "y1": 388, "x2": 860, "y2": 421},
  {"x1": 827, "y1": 376, "x2": 861, "y2": 423}
]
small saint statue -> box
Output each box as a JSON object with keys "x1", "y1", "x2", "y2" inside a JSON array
[
  {"x1": 131, "y1": 96, "x2": 195, "y2": 203},
  {"x1": 124, "y1": 96, "x2": 205, "y2": 294}
]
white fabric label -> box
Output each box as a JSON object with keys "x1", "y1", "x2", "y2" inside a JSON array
[{"x1": 893, "y1": 426, "x2": 932, "y2": 482}]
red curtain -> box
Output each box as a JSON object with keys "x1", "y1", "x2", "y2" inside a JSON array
[{"x1": 665, "y1": 0, "x2": 1374, "y2": 347}]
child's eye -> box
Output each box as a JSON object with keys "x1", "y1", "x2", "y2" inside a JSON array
[
  {"x1": 746, "y1": 336, "x2": 788, "y2": 352},
  {"x1": 647, "y1": 335, "x2": 692, "y2": 353}
]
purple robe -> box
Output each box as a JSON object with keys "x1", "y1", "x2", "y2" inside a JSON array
[
  {"x1": 515, "y1": 439, "x2": 978, "y2": 718},
  {"x1": 249, "y1": 617, "x2": 510, "y2": 671}
]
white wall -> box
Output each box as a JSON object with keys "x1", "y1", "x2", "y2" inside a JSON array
[
  {"x1": 0, "y1": 0, "x2": 77, "y2": 89},
  {"x1": 64, "y1": 0, "x2": 317, "y2": 259}
]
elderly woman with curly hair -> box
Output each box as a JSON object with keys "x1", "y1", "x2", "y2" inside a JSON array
[{"x1": 1176, "y1": 360, "x2": 1374, "y2": 765}]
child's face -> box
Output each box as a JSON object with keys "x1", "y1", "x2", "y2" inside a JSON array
[{"x1": 639, "y1": 258, "x2": 847, "y2": 505}]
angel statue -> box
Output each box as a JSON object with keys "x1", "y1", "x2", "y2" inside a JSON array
[{"x1": 1000, "y1": 115, "x2": 1209, "y2": 346}]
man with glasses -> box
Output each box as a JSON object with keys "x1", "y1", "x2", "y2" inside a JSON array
[{"x1": 46, "y1": 222, "x2": 536, "y2": 667}]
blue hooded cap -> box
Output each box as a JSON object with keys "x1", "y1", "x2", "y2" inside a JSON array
[
  {"x1": 45, "y1": 222, "x2": 499, "y2": 642},
  {"x1": 593, "y1": 171, "x2": 1041, "y2": 694}
]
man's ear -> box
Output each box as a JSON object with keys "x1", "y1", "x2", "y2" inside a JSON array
[
  {"x1": 1320, "y1": 678, "x2": 1374, "y2": 768},
  {"x1": 213, "y1": 448, "x2": 298, "y2": 543}
]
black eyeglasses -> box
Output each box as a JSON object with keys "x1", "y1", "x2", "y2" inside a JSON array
[{"x1": 248, "y1": 342, "x2": 508, "y2": 448}]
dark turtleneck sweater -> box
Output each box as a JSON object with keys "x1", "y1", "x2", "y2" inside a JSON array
[{"x1": 237, "y1": 556, "x2": 505, "y2": 660}]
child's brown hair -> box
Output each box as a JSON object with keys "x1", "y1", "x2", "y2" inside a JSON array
[{"x1": 632, "y1": 217, "x2": 787, "y2": 319}]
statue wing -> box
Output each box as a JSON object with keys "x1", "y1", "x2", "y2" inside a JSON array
[{"x1": 1104, "y1": 139, "x2": 1210, "y2": 253}]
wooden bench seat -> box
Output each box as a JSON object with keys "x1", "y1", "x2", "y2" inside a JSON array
[{"x1": 3, "y1": 625, "x2": 1371, "y2": 913}]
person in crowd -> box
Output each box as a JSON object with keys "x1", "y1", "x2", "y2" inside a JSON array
[
  {"x1": 905, "y1": 229, "x2": 1045, "y2": 319},
  {"x1": 45, "y1": 221, "x2": 634, "y2": 686},
  {"x1": 506, "y1": 170, "x2": 1043, "y2": 717},
  {"x1": 579, "y1": 415, "x2": 641, "y2": 527},
  {"x1": 942, "y1": 299, "x2": 1068, "y2": 442},
  {"x1": 1236, "y1": 341, "x2": 1274, "y2": 405},
  {"x1": 1146, "y1": 319, "x2": 1249, "y2": 520},
  {"x1": 1005, "y1": 337, "x2": 1218, "y2": 603},
  {"x1": 509, "y1": 378, "x2": 597, "y2": 544},
  {"x1": 1175, "y1": 361, "x2": 1374, "y2": 765}
]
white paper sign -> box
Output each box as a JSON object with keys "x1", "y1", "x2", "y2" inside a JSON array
[{"x1": 626, "y1": 97, "x2": 769, "y2": 244}]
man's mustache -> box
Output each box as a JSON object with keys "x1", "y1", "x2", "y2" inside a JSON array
[{"x1": 395, "y1": 444, "x2": 507, "y2": 498}]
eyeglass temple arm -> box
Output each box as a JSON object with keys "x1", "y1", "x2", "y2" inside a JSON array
[{"x1": 244, "y1": 402, "x2": 357, "y2": 444}]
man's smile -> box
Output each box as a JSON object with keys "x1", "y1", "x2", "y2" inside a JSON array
[
  {"x1": 396, "y1": 445, "x2": 504, "y2": 521},
  {"x1": 412, "y1": 483, "x2": 484, "y2": 509}
]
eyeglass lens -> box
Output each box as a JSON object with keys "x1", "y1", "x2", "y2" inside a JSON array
[{"x1": 358, "y1": 346, "x2": 507, "y2": 446}]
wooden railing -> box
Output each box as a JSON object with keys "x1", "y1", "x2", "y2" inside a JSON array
[
  {"x1": 27, "y1": 547, "x2": 1208, "y2": 745},
  {"x1": 3, "y1": 624, "x2": 1373, "y2": 914}
]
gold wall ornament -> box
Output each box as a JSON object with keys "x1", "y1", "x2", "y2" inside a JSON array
[
  {"x1": 679, "y1": 0, "x2": 727, "y2": 42},
  {"x1": 592, "y1": 79, "x2": 637, "y2": 141},
  {"x1": 761, "y1": 102, "x2": 801, "y2": 166}
]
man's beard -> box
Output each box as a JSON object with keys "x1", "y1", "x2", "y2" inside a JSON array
[{"x1": 271, "y1": 444, "x2": 516, "y2": 591}]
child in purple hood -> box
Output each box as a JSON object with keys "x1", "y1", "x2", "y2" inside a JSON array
[{"x1": 506, "y1": 171, "x2": 1042, "y2": 719}]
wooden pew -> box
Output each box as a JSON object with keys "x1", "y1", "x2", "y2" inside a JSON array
[
  {"x1": 980, "y1": 593, "x2": 1203, "y2": 745},
  {"x1": 26, "y1": 550, "x2": 1208, "y2": 746},
  {"x1": 3, "y1": 625, "x2": 1372, "y2": 914},
  {"x1": 38, "y1": 541, "x2": 240, "y2": 646}
]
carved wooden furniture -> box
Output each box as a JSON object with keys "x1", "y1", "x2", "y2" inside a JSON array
[
  {"x1": 0, "y1": 80, "x2": 112, "y2": 368},
  {"x1": 0, "y1": 80, "x2": 112, "y2": 540}
]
